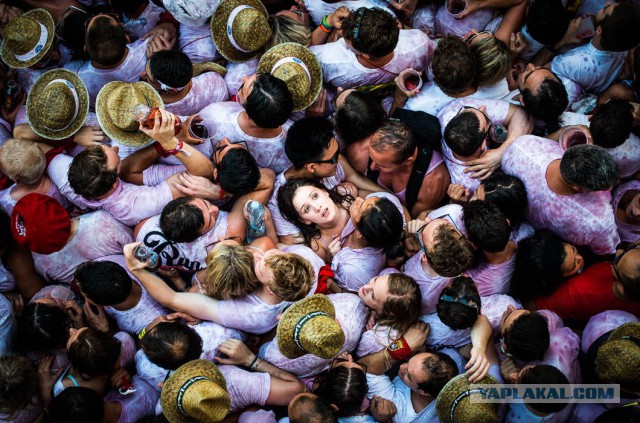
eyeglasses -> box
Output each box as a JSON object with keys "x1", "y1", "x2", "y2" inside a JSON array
[
  {"x1": 213, "y1": 140, "x2": 248, "y2": 164},
  {"x1": 309, "y1": 148, "x2": 340, "y2": 165},
  {"x1": 352, "y1": 8, "x2": 366, "y2": 42},
  {"x1": 498, "y1": 337, "x2": 514, "y2": 358},
  {"x1": 464, "y1": 30, "x2": 493, "y2": 44},
  {"x1": 205, "y1": 235, "x2": 243, "y2": 250},
  {"x1": 455, "y1": 106, "x2": 492, "y2": 142},
  {"x1": 330, "y1": 357, "x2": 367, "y2": 374},
  {"x1": 439, "y1": 293, "x2": 480, "y2": 314},
  {"x1": 612, "y1": 242, "x2": 640, "y2": 285},
  {"x1": 416, "y1": 214, "x2": 461, "y2": 257}
]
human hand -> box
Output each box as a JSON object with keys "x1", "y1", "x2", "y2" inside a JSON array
[
  {"x1": 335, "y1": 182, "x2": 358, "y2": 198},
  {"x1": 370, "y1": 395, "x2": 397, "y2": 422},
  {"x1": 394, "y1": 71, "x2": 420, "y2": 104},
  {"x1": 306, "y1": 88, "x2": 328, "y2": 118},
  {"x1": 123, "y1": 242, "x2": 149, "y2": 272},
  {"x1": 215, "y1": 339, "x2": 255, "y2": 366},
  {"x1": 64, "y1": 301, "x2": 85, "y2": 329},
  {"x1": 632, "y1": 102, "x2": 640, "y2": 127},
  {"x1": 388, "y1": 0, "x2": 419, "y2": 19},
  {"x1": 328, "y1": 235, "x2": 342, "y2": 258},
  {"x1": 177, "y1": 115, "x2": 205, "y2": 145},
  {"x1": 407, "y1": 218, "x2": 427, "y2": 235},
  {"x1": 447, "y1": 184, "x2": 470, "y2": 204},
  {"x1": 167, "y1": 311, "x2": 202, "y2": 326},
  {"x1": 38, "y1": 354, "x2": 64, "y2": 404},
  {"x1": 327, "y1": 6, "x2": 350, "y2": 28},
  {"x1": 554, "y1": 17, "x2": 583, "y2": 49},
  {"x1": 463, "y1": 148, "x2": 503, "y2": 180},
  {"x1": 83, "y1": 298, "x2": 110, "y2": 332},
  {"x1": 500, "y1": 357, "x2": 519, "y2": 383},
  {"x1": 509, "y1": 32, "x2": 528, "y2": 57},
  {"x1": 142, "y1": 22, "x2": 177, "y2": 47},
  {"x1": 173, "y1": 172, "x2": 220, "y2": 200},
  {"x1": 465, "y1": 346, "x2": 490, "y2": 382},
  {"x1": 3, "y1": 292, "x2": 24, "y2": 317},
  {"x1": 111, "y1": 367, "x2": 132, "y2": 390},
  {"x1": 404, "y1": 235, "x2": 420, "y2": 258},
  {"x1": 139, "y1": 109, "x2": 178, "y2": 148},
  {"x1": 73, "y1": 126, "x2": 106, "y2": 147},
  {"x1": 365, "y1": 311, "x2": 377, "y2": 331},
  {"x1": 404, "y1": 321, "x2": 430, "y2": 352}
]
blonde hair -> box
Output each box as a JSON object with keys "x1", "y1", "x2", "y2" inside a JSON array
[
  {"x1": 204, "y1": 244, "x2": 260, "y2": 299},
  {"x1": 470, "y1": 37, "x2": 511, "y2": 87},
  {"x1": 266, "y1": 252, "x2": 314, "y2": 301},
  {"x1": 267, "y1": 14, "x2": 311, "y2": 49},
  {"x1": 0, "y1": 139, "x2": 46, "y2": 185}
]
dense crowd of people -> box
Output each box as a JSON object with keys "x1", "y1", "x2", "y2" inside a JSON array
[{"x1": 0, "y1": 0, "x2": 639, "y2": 421}]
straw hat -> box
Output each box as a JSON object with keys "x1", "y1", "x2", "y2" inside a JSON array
[
  {"x1": 277, "y1": 294, "x2": 345, "y2": 359},
  {"x1": 258, "y1": 43, "x2": 322, "y2": 112},
  {"x1": 597, "y1": 322, "x2": 640, "y2": 395},
  {"x1": 26, "y1": 69, "x2": 89, "y2": 140},
  {"x1": 96, "y1": 81, "x2": 163, "y2": 147},
  {"x1": 0, "y1": 9, "x2": 55, "y2": 68},
  {"x1": 436, "y1": 374, "x2": 499, "y2": 423},
  {"x1": 164, "y1": 0, "x2": 221, "y2": 27},
  {"x1": 192, "y1": 61, "x2": 227, "y2": 78},
  {"x1": 211, "y1": 0, "x2": 271, "y2": 62},
  {"x1": 161, "y1": 360, "x2": 230, "y2": 423}
]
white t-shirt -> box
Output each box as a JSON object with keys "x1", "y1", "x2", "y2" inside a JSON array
[
  {"x1": 165, "y1": 72, "x2": 229, "y2": 116},
  {"x1": 309, "y1": 30, "x2": 435, "y2": 89},
  {"x1": 178, "y1": 23, "x2": 220, "y2": 63},
  {"x1": 224, "y1": 58, "x2": 258, "y2": 97},
  {"x1": 434, "y1": 3, "x2": 494, "y2": 38},
  {"x1": 121, "y1": 2, "x2": 164, "y2": 42}
]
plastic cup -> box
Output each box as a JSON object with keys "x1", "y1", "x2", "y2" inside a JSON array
[
  {"x1": 559, "y1": 126, "x2": 591, "y2": 151},
  {"x1": 446, "y1": 0, "x2": 467, "y2": 18},
  {"x1": 397, "y1": 69, "x2": 423, "y2": 92},
  {"x1": 188, "y1": 122, "x2": 209, "y2": 140}
]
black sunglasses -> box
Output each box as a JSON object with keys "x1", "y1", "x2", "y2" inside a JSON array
[{"x1": 309, "y1": 149, "x2": 340, "y2": 165}]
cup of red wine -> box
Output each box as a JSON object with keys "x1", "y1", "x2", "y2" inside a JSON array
[
  {"x1": 188, "y1": 122, "x2": 209, "y2": 141},
  {"x1": 446, "y1": 0, "x2": 467, "y2": 18},
  {"x1": 559, "y1": 126, "x2": 591, "y2": 151},
  {"x1": 397, "y1": 69, "x2": 423, "y2": 93}
]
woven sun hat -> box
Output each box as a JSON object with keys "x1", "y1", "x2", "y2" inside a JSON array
[
  {"x1": 192, "y1": 61, "x2": 228, "y2": 78},
  {"x1": 26, "y1": 69, "x2": 89, "y2": 140},
  {"x1": 436, "y1": 373, "x2": 499, "y2": 423},
  {"x1": 0, "y1": 8, "x2": 55, "y2": 69},
  {"x1": 161, "y1": 359, "x2": 230, "y2": 423},
  {"x1": 596, "y1": 322, "x2": 640, "y2": 396},
  {"x1": 164, "y1": 0, "x2": 221, "y2": 27},
  {"x1": 211, "y1": 0, "x2": 271, "y2": 63},
  {"x1": 258, "y1": 43, "x2": 322, "y2": 112},
  {"x1": 96, "y1": 81, "x2": 163, "y2": 147},
  {"x1": 276, "y1": 294, "x2": 345, "y2": 359}
]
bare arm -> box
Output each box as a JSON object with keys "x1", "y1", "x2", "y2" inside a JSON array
[
  {"x1": 339, "y1": 155, "x2": 387, "y2": 197},
  {"x1": 465, "y1": 314, "x2": 492, "y2": 382},
  {"x1": 493, "y1": 0, "x2": 527, "y2": 46},
  {"x1": 410, "y1": 163, "x2": 450, "y2": 218},
  {"x1": 5, "y1": 243, "x2": 45, "y2": 299},
  {"x1": 310, "y1": 7, "x2": 349, "y2": 46},
  {"x1": 120, "y1": 144, "x2": 160, "y2": 185}
]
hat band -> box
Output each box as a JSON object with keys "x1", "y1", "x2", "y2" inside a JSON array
[
  {"x1": 157, "y1": 79, "x2": 187, "y2": 93},
  {"x1": 42, "y1": 79, "x2": 80, "y2": 132},
  {"x1": 14, "y1": 22, "x2": 49, "y2": 62},
  {"x1": 449, "y1": 388, "x2": 486, "y2": 423},
  {"x1": 271, "y1": 56, "x2": 312, "y2": 85},
  {"x1": 176, "y1": 375, "x2": 211, "y2": 416},
  {"x1": 227, "y1": 5, "x2": 255, "y2": 53},
  {"x1": 293, "y1": 311, "x2": 329, "y2": 351}
]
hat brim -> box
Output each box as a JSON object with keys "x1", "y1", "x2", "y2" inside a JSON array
[
  {"x1": 436, "y1": 373, "x2": 499, "y2": 423},
  {"x1": 96, "y1": 81, "x2": 163, "y2": 147},
  {"x1": 276, "y1": 294, "x2": 336, "y2": 359},
  {"x1": 161, "y1": 360, "x2": 230, "y2": 423},
  {"x1": 1, "y1": 9, "x2": 55, "y2": 69},
  {"x1": 211, "y1": 0, "x2": 269, "y2": 63},
  {"x1": 608, "y1": 322, "x2": 640, "y2": 342},
  {"x1": 26, "y1": 69, "x2": 90, "y2": 140},
  {"x1": 258, "y1": 43, "x2": 323, "y2": 111},
  {"x1": 192, "y1": 61, "x2": 228, "y2": 78}
]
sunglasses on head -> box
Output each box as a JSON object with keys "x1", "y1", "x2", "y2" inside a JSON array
[{"x1": 439, "y1": 293, "x2": 480, "y2": 314}]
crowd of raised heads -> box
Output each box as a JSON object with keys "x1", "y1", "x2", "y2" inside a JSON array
[{"x1": 0, "y1": 0, "x2": 639, "y2": 421}]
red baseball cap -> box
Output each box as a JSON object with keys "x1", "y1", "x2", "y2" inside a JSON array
[{"x1": 11, "y1": 193, "x2": 71, "y2": 254}]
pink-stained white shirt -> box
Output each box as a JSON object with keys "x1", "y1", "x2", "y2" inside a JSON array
[
  {"x1": 309, "y1": 30, "x2": 435, "y2": 89},
  {"x1": 178, "y1": 23, "x2": 220, "y2": 63},
  {"x1": 64, "y1": 39, "x2": 149, "y2": 107},
  {"x1": 121, "y1": 2, "x2": 163, "y2": 42},
  {"x1": 482, "y1": 294, "x2": 522, "y2": 336},
  {"x1": 501, "y1": 135, "x2": 619, "y2": 255},
  {"x1": 434, "y1": 5, "x2": 494, "y2": 38},
  {"x1": 0, "y1": 117, "x2": 11, "y2": 147},
  {"x1": 404, "y1": 81, "x2": 506, "y2": 116},
  {"x1": 135, "y1": 212, "x2": 229, "y2": 273},
  {"x1": 105, "y1": 376, "x2": 160, "y2": 423},
  {"x1": 612, "y1": 180, "x2": 640, "y2": 243},
  {"x1": 198, "y1": 101, "x2": 293, "y2": 173},
  {"x1": 581, "y1": 310, "x2": 639, "y2": 353},
  {"x1": 224, "y1": 58, "x2": 258, "y2": 97},
  {"x1": 0, "y1": 261, "x2": 16, "y2": 293},
  {"x1": 0, "y1": 180, "x2": 69, "y2": 216},
  {"x1": 216, "y1": 293, "x2": 289, "y2": 335},
  {"x1": 303, "y1": 0, "x2": 394, "y2": 26},
  {"x1": 48, "y1": 154, "x2": 173, "y2": 227},
  {"x1": 402, "y1": 252, "x2": 450, "y2": 315},
  {"x1": 165, "y1": 72, "x2": 229, "y2": 116},
  {"x1": 219, "y1": 365, "x2": 271, "y2": 412},
  {"x1": 269, "y1": 164, "x2": 346, "y2": 236},
  {"x1": 506, "y1": 401, "x2": 574, "y2": 423},
  {"x1": 261, "y1": 294, "x2": 368, "y2": 377},
  {"x1": 33, "y1": 211, "x2": 133, "y2": 284},
  {"x1": 466, "y1": 253, "x2": 515, "y2": 296},
  {"x1": 97, "y1": 255, "x2": 169, "y2": 335},
  {"x1": 437, "y1": 98, "x2": 511, "y2": 195},
  {"x1": 0, "y1": 295, "x2": 15, "y2": 355}
]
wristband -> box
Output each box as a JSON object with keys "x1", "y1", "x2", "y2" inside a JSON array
[
  {"x1": 387, "y1": 337, "x2": 413, "y2": 361},
  {"x1": 163, "y1": 139, "x2": 192, "y2": 157},
  {"x1": 248, "y1": 355, "x2": 259, "y2": 369},
  {"x1": 138, "y1": 327, "x2": 147, "y2": 340},
  {"x1": 154, "y1": 141, "x2": 170, "y2": 158},
  {"x1": 320, "y1": 15, "x2": 334, "y2": 32}
]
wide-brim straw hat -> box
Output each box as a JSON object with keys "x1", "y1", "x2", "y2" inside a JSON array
[
  {"x1": 258, "y1": 43, "x2": 322, "y2": 112},
  {"x1": 211, "y1": 0, "x2": 271, "y2": 63},
  {"x1": 27, "y1": 69, "x2": 89, "y2": 140},
  {"x1": 164, "y1": 0, "x2": 221, "y2": 27},
  {"x1": 1, "y1": 8, "x2": 55, "y2": 68},
  {"x1": 161, "y1": 360, "x2": 230, "y2": 423},
  {"x1": 597, "y1": 322, "x2": 640, "y2": 395},
  {"x1": 193, "y1": 61, "x2": 227, "y2": 78},
  {"x1": 436, "y1": 373, "x2": 499, "y2": 423},
  {"x1": 277, "y1": 294, "x2": 345, "y2": 359},
  {"x1": 96, "y1": 81, "x2": 163, "y2": 147}
]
